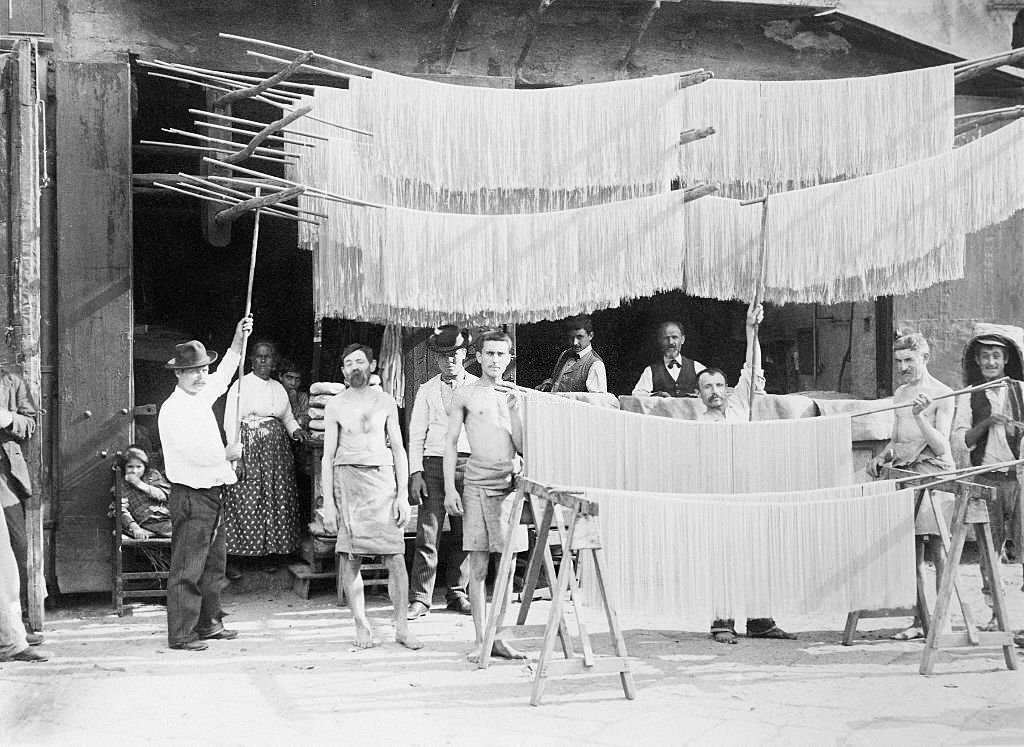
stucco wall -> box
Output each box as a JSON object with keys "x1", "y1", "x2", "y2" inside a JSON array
[
  {"x1": 841, "y1": 0, "x2": 1018, "y2": 60},
  {"x1": 52, "y1": 0, "x2": 914, "y2": 82}
]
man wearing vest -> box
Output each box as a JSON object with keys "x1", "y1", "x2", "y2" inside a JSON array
[
  {"x1": 631, "y1": 321, "x2": 706, "y2": 398},
  {"x1": 538, "y1": 315, "x2": 608, "y2": 394},
  {"x1": 952, "y1": 324, "x2": 1024, "y2": 586}
]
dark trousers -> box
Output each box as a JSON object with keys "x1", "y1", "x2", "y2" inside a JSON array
[
  {"x1": 2, "y1": 502, "x2": 27, "y2": 617},
  {"x1": 409, "y1": 456, "x2": 469, "y2": 606},
  {"x1": 167, "y1": 484, "x2": 227, "y2": 646},
  {"x1": 712, "y1": 618, "x2": 777, "y2": 635}
]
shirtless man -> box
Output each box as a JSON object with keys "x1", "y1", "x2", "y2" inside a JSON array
[
  {"x1": 322, "y1": 344, "x2": 421, "y2": 651},
  {"x1": 444, "y1": 330, "x2": 529, "y2": 663},
  {"x1": 867, "y1": 332, "x2": 955, "y2": 640}
]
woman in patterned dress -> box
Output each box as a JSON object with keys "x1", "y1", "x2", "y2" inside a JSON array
[{"x1": 223, "y1": 341, "x2": 308, "y2": 576}]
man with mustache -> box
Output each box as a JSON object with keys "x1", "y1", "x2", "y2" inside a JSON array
[
  {"x1": 159, "y1": 316, "x2": 252, "y2": 651},
  {"x1": 867, "y1": 332, "x2": 955, "y2": 640},
  {"x1": 406, "y1": 326, "x2": 475, "y2": 620},
  {"x1": 698, "y1": 301, "x2": 796, "y2": 644},
  {"x1": 322, "y1": 344, "x2": 421, "y2": 651},
  {"x1": 538, "y1": 315, "x2": 607, "y2": 394},
  {"x1": 631, "y1": 320, "x2": 706, "y2": 398}
]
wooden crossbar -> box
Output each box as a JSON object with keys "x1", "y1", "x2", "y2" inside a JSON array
[{"x1": 477, "y1": 478, "x2": 635, "y2": 706}]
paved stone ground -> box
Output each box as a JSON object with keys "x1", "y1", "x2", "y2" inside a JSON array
[{"x1": 2, "y1": 561, "x2": 1022, "y2": 746}]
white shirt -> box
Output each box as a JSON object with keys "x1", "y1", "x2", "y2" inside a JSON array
[
  {"x1": 158, "y1": 349, "x2": 240, "y2": 489},
  {"x1": 223, "y1": 372, "x2": 300, "y2": 443},
  {"x1": 695, "y1": 366, "x2": 764, "y2": 422},
  {"x1": 631, "y1": 356, "x2": 706, "y2": 397},
  {"x1": 408, "y1": 370, "x2": 476, "y2": 473},
  {"x1": 558, "y1": 346, "x2": 608, "y2": 394}
]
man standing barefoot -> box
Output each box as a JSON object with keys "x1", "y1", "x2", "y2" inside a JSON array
[
  {"x1": 444, "y1": 330, "x2": 529, "y2": 663},
  {"x1": 322, "y1": 344, "x2": 421, "y2": 651}
]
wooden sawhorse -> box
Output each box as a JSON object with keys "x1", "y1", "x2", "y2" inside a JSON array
[
  {"x1": 843, "y1": 469, "x2": 982, "y2": 644},
  {"x1": 920, "y1": 479, "x2": 1018, "y2": 673},
  {"x1": 478, "y1": 477, "x2": 636, "y2": 706}
]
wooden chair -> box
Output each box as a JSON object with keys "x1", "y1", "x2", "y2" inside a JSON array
[{"x1": 111, "y1": 464, "x2": 172, "y2": 616}]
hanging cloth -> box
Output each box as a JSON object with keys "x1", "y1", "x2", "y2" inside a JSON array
[
  {"x1": 576, "y1": 482, "x2": 916, "y2": 623},
  {"x1": 521, "y1": 390, "x2": 854, "y2": 493},
  {"x1": 676, "y1": 66, "x2": 955, "y2": 200}
]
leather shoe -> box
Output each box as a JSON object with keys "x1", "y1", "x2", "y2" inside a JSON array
[
  {"x1": 747, "y1": 626, "x2": 796, "y2": 640},
  {"x1": 1, "y1": 647, "x2": 48, "y2": 662},
  {"x1": 446, "y1": 597, "x2": 472, "y2": 615},
  {"x1": 25, "y1": 632, "x2": 44, "y2": 646},
  {"x1": 199, "y1": 628, "x2": 238, "y2": 641},
  {"x1": 407, "y1": 601, "x2": 430, "y2": 620},
  {"x1": 169, "y1": 640, "x2": 208, "y2": 651}
]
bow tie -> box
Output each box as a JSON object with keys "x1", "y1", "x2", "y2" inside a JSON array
[
  {"x1": 567, "y1": 351, "x2": 580, "y2": 361},
  {"x1": 666, "y1": 359, "x2": 681, "y2": 369}
]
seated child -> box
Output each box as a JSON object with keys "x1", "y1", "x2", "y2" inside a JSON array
[{"x1": 118, "y1": 445, "x2": 172, "y2": 539}]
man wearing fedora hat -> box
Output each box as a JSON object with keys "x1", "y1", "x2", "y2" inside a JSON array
[
  {"x1": 407, "y1": 326, "x2": 476, "y2": 620},
  {"x1": 159, "y1": 316, "x2": 252, "y2": 652}
]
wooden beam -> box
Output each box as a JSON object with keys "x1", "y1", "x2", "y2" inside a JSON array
[
  {"x1": 954, "y1": 46, "x2": 1024, "y2": 72},
  {"x1": 515, "y1": 0, "x2": 556, "y2": 82},
  {"x1": 682, "y1": 184, "x2": 718, "y2": 202},
  {"x1": 417, "y1": 0, "x2": 473, "y2": 75},
  {"x1": 11, "y1": 39, "x2": 45, "y2": 630},
  {"x1": 954, "y1": 105, "x2": 1024, "y2": 134},
  {"x1": 678, "y1": 126, "x2": 715, "y2": 145},
  {"x1": 618, "y1": 1, "x2": 661, "y2": 76},
  {"x1": 955, "y1": 49, "x2": 1024, "y2": 83},
  {"x1": 223, "y1": 106, "x2": 312, "y2": 165},
  {"x1": 213, "y1": 185, "x2": 305, "y2": 224},
  {"x1": 212, "y1": 50, "x2": 314, "y2": 108},
  {"x1": 677, "y1": 69, "x2": 712, "y2": 90},
  {"x1": 519, "y1": 477, "x2": 599, "y2": 516}
]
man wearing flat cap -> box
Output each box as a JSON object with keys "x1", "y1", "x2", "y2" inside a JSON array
[
  {"x1": 158, "y1": 316, "x2": 251, "y2": 652},
  {"x1": 406, "y1": 326, "x2": 477, "y2": 619}
]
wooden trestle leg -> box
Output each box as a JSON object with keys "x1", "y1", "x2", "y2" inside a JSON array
[{"x1": 919, "y1": 487, "x2": 1018, "y2": 674}]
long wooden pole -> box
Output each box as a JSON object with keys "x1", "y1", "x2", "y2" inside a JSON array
[
  {"x1": 233, "y1": 189, "x2": 262, "y2": 466},
  {"x1": 851, "y1": 376, "x2": 1009, "y2": 417},
  {"x1": 912, "y1": 457, "x2": 1024, "y2": 493},
  {"x1": 747, "y1": 196, "x2": 769, "y2": 421},
  {"x1": 894, "y1": 457, "x2": 1024, "y2": 487}
]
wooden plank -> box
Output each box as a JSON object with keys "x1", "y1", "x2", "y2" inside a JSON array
[
  {"x1": 54, "y1": 61, "x2": 133, "y2": 593},
  {"x1": 11, "y1": 39, "x2": 45, "y2": 629},
  {"x1": 539, "y1": 657, "x2": 631, "y2": 677}
]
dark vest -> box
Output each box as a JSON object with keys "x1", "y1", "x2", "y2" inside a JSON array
[
  {"x1": 550, "y1": 349, "x2": 602, "y2": 393},
  {"x1": 969, "y1": 380, "x2": 1024, "y2": 466},
  {"x1": 650, "y1": 356, "x2": 699, "y2": 398}
]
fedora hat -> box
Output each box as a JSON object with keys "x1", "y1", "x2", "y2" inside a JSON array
[
  {"x1": 165, "y1": 340, "x2": 218, "y2": 370},
  {"x1": 427, "y1": 326, "x2": 472, "y2": 354}
]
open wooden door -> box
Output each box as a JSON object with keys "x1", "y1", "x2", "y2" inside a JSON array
[{"x1": 54, "y1": 61, "x2": 133, "y2": 592}]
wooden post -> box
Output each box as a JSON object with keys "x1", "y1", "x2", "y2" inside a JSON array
[
  {"x1": 12, "y1": 39, "x2": 45, "y2": 629},
  {"x1": 746, "y1": 197, "x2": 769, "y2": 421},
  {"x1": 202, "y1": 89, "x2": 232, "y2": 247}
]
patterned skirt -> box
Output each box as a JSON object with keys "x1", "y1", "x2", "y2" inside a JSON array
[{"x1": 223, "y1": 417, "x2": 301, "y2": 555}]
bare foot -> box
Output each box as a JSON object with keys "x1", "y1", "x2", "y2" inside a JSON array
[
  {"x1": 396, "y1": 631, "x2": 423, "y2": 650},
  {"x1": 354, "y1": 620, "x2": 377, "y2": 649},
  {"x1": 491, "y1": 639, "x2": 528, "y2": 660},
  {"x1": 467, "y1": 646, "x2": 483, "y2": 664}
]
